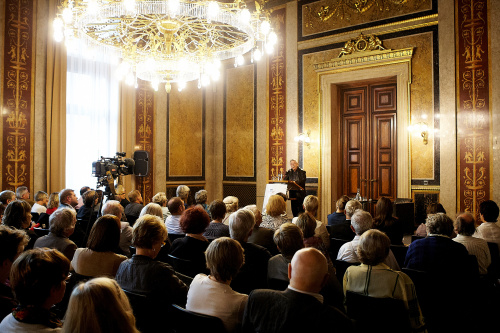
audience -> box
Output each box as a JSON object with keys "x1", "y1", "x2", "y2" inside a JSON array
[
  {"x1": 230, "y1": 208, "x2": 271, "y2": 294},
  {"x1": 75, "y1": 186, "x2": 90, "y2": 210},
  {"x1": 337, "y1": 210, "x2": 400, "y2": 270},
  {"x1": 330, "y1": 199, "x2": 359, "y2": 240},
  {"x1": 327, "y1": 195, "x2": 350, "y2": 226},
  {"x1": 296, "y1": 213, "x2": 331, "y2": 265},
  {"x1": 115, "y1": 185, "x2": 130, "y2": 209},
  {"x1": 152, "y1": 192, "x2": 169, "y2": 221},
  {"x1": 343, "y1": 229, "x2": 425, "y2": 332},
  {"x1": 176, "y1": 185, "x2": 190, "y2": 209},
  {"x1": 124, "y1": 190, "x2": 144, "y2": 226},
  {"x1": 115, "y1": 214, "x2": 188, "y2": 305},
  {"x1": 102, "y1": 200, "x2": 133, "y2": 257},
  {"x1": 186, "y1": 237, "x2": 247, "y2": 332},
  {"x1": 260, "y1": 195, "x2": 287, "y2": 231},
  {"x1": 222, "y1": 196, "x2": 239, "y2": 224},
  {"x1": 71, "y1": 215, "x2": 127, "y2": 277},
  {"x1": 415, "y1": 202, "x2": 446, "y2": 237},
  {"x1": 195, "y1": 189, "x2": 211, "y2": 218},
  {"x1": 46, "y1": 192, "x2": 60, "y2": 215},
  {"x1": 242, "y1": 248, "x2": 353, "y2": 332},
  {"x1": 0, "y1": 248, "x2": 70, "y2": 332},
  {"x1": 74, "y1": 190, "x2": 99, "y2": 246},
  {"x1": 16, "y1": 186, "x2": 34, "y2": 207},
  {"x1": 62, "y1": 277, "x2": 138, "y2": 333},
  {"x1": 165, "y1": 197, "x2": 185, "y2": 235},
  {"x1": 169, "y1": 207, "x2": 210, "y2": 276},
  {"x1": 203, "y1": 199, "x2": 230, "y2": 240},
  {"x1": 0, "y1": 226, "x2": 29, "y2": 319},
  {"x1": 59, "y1": 189, "x2": 78, "y2": 211},
  {"x1": 139, "y1": 202, "x2": 163, "y2": 219},
  {"x1": 372, "y1": 196, "x2": 403, "y2": 245},
  {"x1": 453, "y1": 213, "x2": 491, "y2": 275},
  {"x1": 246, "y1": 204, "x2": 278, "y2": 255},
  {"x1": 31, "y1": 191, "x2": 48, "y2": 214},
  {"x1": 292, "y1": 195, "x2": 330, "y2": 248},
  {"x1": 473, "y1": 200, "x2": 500, "y2": 246},
  {"x1": 34, "y1": 208, "x2": 77, "y2": 261},
  {"x1": 268, "y1": 223, "x2": 304, "y2": 282},
  {"x1": 0, "y1": 190, "x2": 16, "y2": 206},
  {"x1": 2, "y1": 200, "x2": 38, "y2": 250}
]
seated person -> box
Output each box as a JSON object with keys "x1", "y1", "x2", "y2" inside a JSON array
[
  {"x1": 473, "y1": 200, "x2": 500, "y2": 246},
  {"x1": 31, "y1": 191, "x2": 48, "y2": 215},
  {"x1": 295, "y1": 213, "x2": 331, "y2": 266},
  {"x1": 230, "y1": 209, "x2": 271, "y2": 294},
  {"x1": 260, "y1": 195, "x2": 288, "y2": 231},
  {"x1": 169, "y1": 207, "x2": 210, "y2": 276},
  {"x1": 165, "y1": 197, "x2": 185, "y2": 235},
  {"x1": 204, "y1": 200, "x2": 230, "y2": 240},
  {"x1": 195, "y1": 190, "x2": 211, "y2": 218},
  {"x1": 327, "y1": 195, "x2": 350, "y2": 226},
  {"x1": 372, "y1": 197, "x2": 403, "y2": 245},
  {"x1": 74, "y1": 190, "x2": 99, "y2": 246},
  {"x1": 139, "y1": 202, "x2": 163, "y2": 219},
  {"x1": 415, "y1": 203, "x2": 446, "y2": 237},
  {"x1": 292, "y1": 195, "x2": 330, "y2": 248},
  {"x1": 242, "y1": 248, "x2": 353, "y2": 332},
  {"x1": 246, "y1": 205, "x2": 278, "y2": 255},
  {"x1": 187, "y1": 237, "x2": 248, "y2": 332},
  {"x1": 101, "y1": 200, "x2": 133, "y2": 257},
  {"x1": 34, "y1": 208, "x2": 77, "y2": 261},
  {"x1": 337, "y1": 210, "x2": 400, "y2": 270},
  {"x1": 62, "y1": 277, "x2": 138, "y2": 333},
  {"x1": 115, "y1": 214, "x2": 188, "y2": 306},
  {"x1": 46, "y1": 192, "x2": 59, "y2": 215},
  {"x1": 222, "y1": 196, "x2": 239, "y2": 225},
  {"x1": 0, "y1": 191, "x2": 16, "y2": 207},
  {"x1": 0, "y1": 248, "x2": 70, "y2": 332},
  {"x1": 330, "y1": 200, "x2": 359, "y2": 241},
  {"x1": 453, "y1": 213, "x2": 491, "y2": 276},
  {"x1": 176, "y1": 185, "x2": 191, "y2": 209},
  {"x1": 0, "y1": 226, "x2": 29, "y2": 319},
  {"x1": 3, "y1": 200, "x2": 38, "y2": 250},
  {"x1": 343, "y1": 229, "x2": 425, "y2": 332},
  {"x1": 152, "y1": 192, "x2": 170, "y2": 221},
  {"x1": 268, "y1": 223, "x2": 304, "y2": 282},
  {"x1": 71, "y1": 215, "x2": 127, "y2": 277},
  {"x1": 124, "y1": 190, "x2": 144, "y2": 226}
]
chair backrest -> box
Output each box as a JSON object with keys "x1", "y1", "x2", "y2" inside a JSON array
[
  {"x1": 168, "y1": 233, "x2": 185, "y2": 244},
  {"x1": 31, "y1": 212, "x2": 40, "y2": 222},
  {"x1": 33, "y1": 227, "x2": 49, "y2": 237},
  {"x1": 267, "y1": 278, "x2": 289, "y2": 291},
  {"x1": 37, "y1": 213, "x2": 50, "y2": 229},
  {"x1": 389, "y1": 244, "x2": 408, "y2": 269},
  {"x1": 334, "y1": 260, "x2": 359, "y2": 283},
  {"x1": 169, "y1": 304, "x2": 227, "y2": 333},
  {"x1": 329, "y1": 238, "x2": 349, "y2": 260},
  {"x1": 123, "y1": 289, "x2": 166, "y2": 333},
  {"x1": 325, "y1": 225, "x2": 332, "y2": 236},
  {"x1": 167, "y1": 254, "x2": 198, "y2": 278},
  {"x1": 345, "y1": 291, "x2": 411, "y2": 333},
  {"x1": 487, "y1": 242, "x2": 500, "y2": 279}
]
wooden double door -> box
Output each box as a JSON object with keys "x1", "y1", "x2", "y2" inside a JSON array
[{"x1": 339, "y1": 80, "x2": 397, "y2": 201}]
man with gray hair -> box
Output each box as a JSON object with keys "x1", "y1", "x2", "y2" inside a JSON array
[
  {"x1": 330, "y1": 199, "x2": 360, "y2": 240},
  {"x1": 102, "y1": 200, "x2": 133, "y2": 257},
  {"x1": 16, "y1": 186, "x2": 34, "y2": 207},
  {"x1": 229, "y1": 208, "x2": 271, "y2": 294},
  {"x1": 33, "y1": 208, "x2": 77, "y2": 260},
  {"x1": 337, "y1": 209, "x2": 400, "y2": 270},
  {"x1": 31, "y1": 191, "x2": 48, "y2": 214},
  {"x1": 176, "y1": 185, "x2": 190, "y2": 209}
]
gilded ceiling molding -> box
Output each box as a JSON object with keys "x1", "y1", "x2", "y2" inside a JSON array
[{"x1": 2, "y1": 0, "x2": 35, "y2": 191}]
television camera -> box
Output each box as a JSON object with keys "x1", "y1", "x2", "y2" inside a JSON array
[{"x1": 92, "y1": 152, "x2": 135, "y2": 194}]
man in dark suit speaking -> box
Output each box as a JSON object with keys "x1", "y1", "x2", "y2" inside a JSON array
[
  {"x1": 242, "y1": 248, "x2": 353, "y2": 332},
  {"x1": 283, "y1": 159, "x2": 306, "y2": 217}
]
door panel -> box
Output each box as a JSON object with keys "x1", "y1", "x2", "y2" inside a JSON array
[{"x1": 340, "y1": 81, "x2": 397, "y2": 201}]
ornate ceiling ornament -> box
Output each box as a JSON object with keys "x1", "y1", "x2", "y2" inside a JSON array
[{"x1": 338, "y1": 33, "x2": 386, "y2": 57}]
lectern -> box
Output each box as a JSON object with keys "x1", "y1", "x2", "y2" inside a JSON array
[{"x1": 262, "y1": 180, "x2": 304, "y2": 215}]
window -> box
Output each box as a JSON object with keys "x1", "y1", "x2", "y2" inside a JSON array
[{"x1": 66, "y1": 50, "x2": 119, "y2": 191}]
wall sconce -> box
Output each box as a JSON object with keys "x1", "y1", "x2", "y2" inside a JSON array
[
  {"x1": 294, "y1": 130, "x2": 311, "y2": 148},
  {"x1": 408, "y1": 122, "x2": 429, "y2": 145}
]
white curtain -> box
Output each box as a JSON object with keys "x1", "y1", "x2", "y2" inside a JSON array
[{"x1": 65, "y1": 50, "x2": 119, "y2": 191}]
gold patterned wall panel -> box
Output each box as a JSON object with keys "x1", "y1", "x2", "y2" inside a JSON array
[
  {"x1": 135, "y1": 80, "x2": 155, "y2": 204},
  {"x1": 225, "y1": 65, "x2": 255, "y2": 179},
  {"x1": 302, "y1": 32, "x2": 435, "y2": 181},
  {"x1": 301, "y1": 0, "x2": 432, "y2": 37},
  {"x1": 1, "y1": 0, "x2": 35, "y2": 192},
  {"x1": 168, "y1": 81, "x2": 203, "y2": 178},
  {"x1": 456, "y1": 0, "x2": 490, "y2": 217}
]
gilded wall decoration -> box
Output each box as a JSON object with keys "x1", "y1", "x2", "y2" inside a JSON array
[
  {"x1": 2, "y1": 0, "x2": 34, "y2": 191},
  {"x1": 301, "y1": 0, "x2": 431, "y2": 37},
  {"x1": 225, "y1": 65, "x2": 255, "y2": 179},
  {"x1": 456, "y1": 0, "x2": 490, "y2": 217},
  {"x1": 268, "y1": 8, "x2": 286, "y2": 180},
  {"x1": 135, "y1": 80, "x2": 155, "y2": 204}
]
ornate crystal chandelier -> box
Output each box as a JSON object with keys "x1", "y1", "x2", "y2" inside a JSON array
[{"x1": 53, "y1": 0, "x2": 276, "y2": 92}]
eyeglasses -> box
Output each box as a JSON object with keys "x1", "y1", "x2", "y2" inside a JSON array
[
  {"x1": 64, "y1": 273, "x2": 72, "y2": 283},
  {"x1": 160, "y1": 242, "x2": 166, "y2": 248}
]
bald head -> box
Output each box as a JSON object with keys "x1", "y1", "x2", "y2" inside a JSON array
[
  {"x1": 454, "y1": 212, "x2": 476, "y2": 236},
  {"x1": 288, "y1": 248, "x2": 328, "y2": 293}
]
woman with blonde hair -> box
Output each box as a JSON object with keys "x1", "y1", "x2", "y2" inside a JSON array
[
  {"x1": 260, "y1": 195, "x2": 287, "y2": 230},
  {"x1": 46, "y1": 192, "x2": 60, "y2": 215},
  {"x1": 62, "y1": 277, "x2": 138, "y2": 333},
  {"x1": 139, "y1": 202, "x2": 163, "y2": 219}
]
